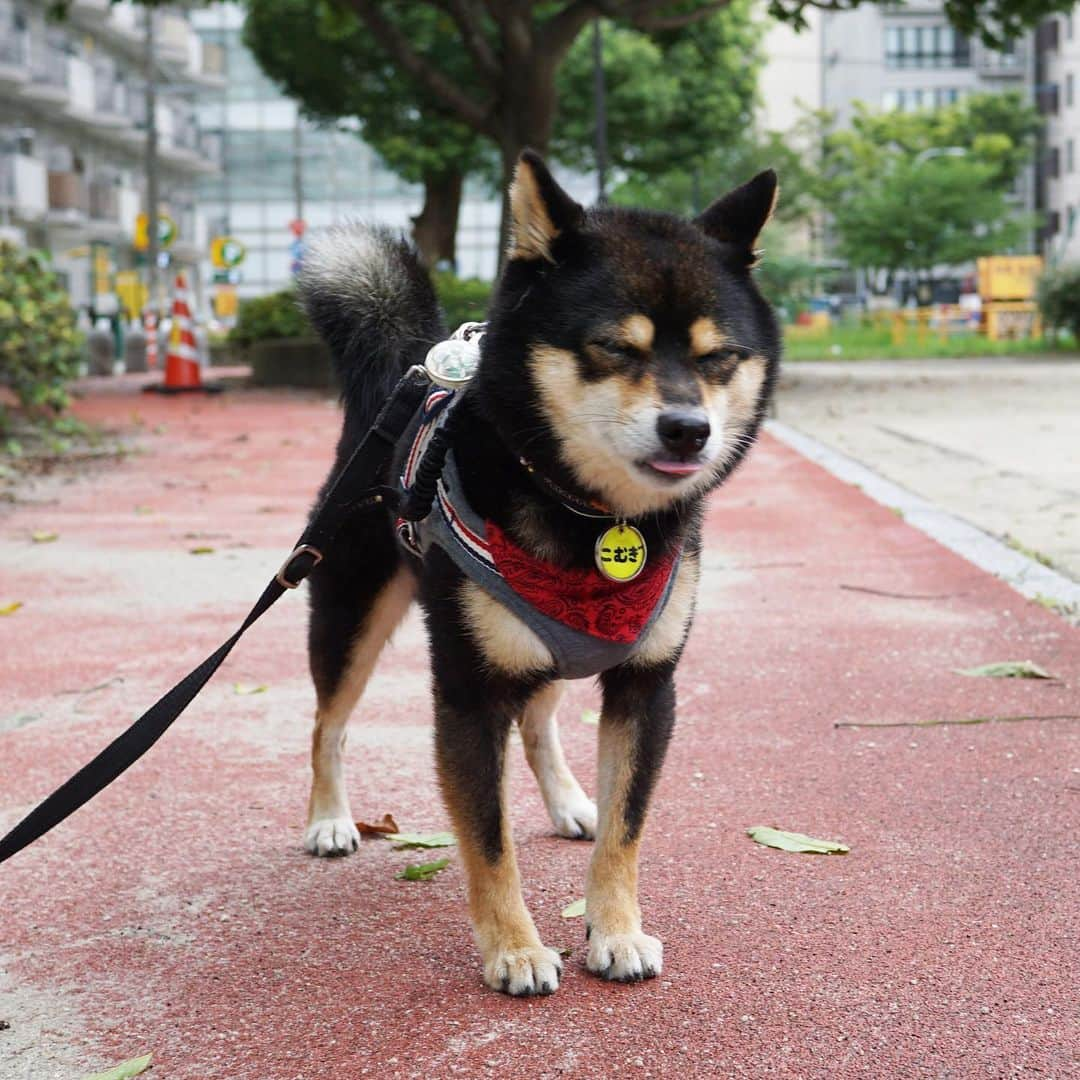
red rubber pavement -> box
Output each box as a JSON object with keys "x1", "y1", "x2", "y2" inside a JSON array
[{"x1": 1, "y1": 381, "x2": 1078, "y2": 1079}]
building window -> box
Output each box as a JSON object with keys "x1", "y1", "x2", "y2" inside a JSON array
[
  {"x1": 885, "y1": 24, "x2": 971, "y2": 68},
  {"x1": 883, "y1": 87, "x2": 964, "y2": 111},
  {"x1": 1068, "y1": 72, "x2": 1075, "y2": 108},
  {"x1": 1068, "y1": 139, "x2": 1076, "y2": 174}
]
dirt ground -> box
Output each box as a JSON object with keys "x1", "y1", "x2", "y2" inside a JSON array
[{"x1": 775, "y1": 358, "x2": 1080, "y2": 583}]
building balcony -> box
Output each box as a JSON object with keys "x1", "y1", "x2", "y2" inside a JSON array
[
  {"x1": 0, "y1": 154, "x2": 48, "y2": 220},
  {"x1": 21, "y1": 44, "x2": 70, "y2": 109},
  {"x1": 46, "y1": 170, "x2": 88, "y2": 221},
  {"x1": 0, "y1": 29, "x2": 29, "y2": 91}
]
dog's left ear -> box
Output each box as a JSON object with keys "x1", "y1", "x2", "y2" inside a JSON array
[
  {"x1": 695, "y1": 170, "x2": 779, "y2": 261},
  {"x1": 508, "y1": 150, "x2": 584, "y2": 262}
]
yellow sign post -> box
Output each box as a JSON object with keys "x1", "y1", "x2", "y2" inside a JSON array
[{"x1": 977, "y1": 255, "x2": 1043, "y2": 341}]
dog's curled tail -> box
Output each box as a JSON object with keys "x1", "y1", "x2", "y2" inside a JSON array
[{"x1": 297, "y1": 224, "x2": 444, "y2": 432}]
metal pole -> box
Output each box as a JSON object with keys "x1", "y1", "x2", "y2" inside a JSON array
[
  {"x1": 220, "y1": 4, "x2": 231, "y2": 235},
  {"x1": 293, "y1": 111, "x2": 304, "y2": 224},
  {"x1": 144, "y1": 10, "x2": 159, "y2": 313},
  {"x1": 593, "y1": 19, "x2": 608, "y2": 205}
]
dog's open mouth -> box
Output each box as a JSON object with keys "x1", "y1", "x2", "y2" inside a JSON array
[{"x1": 640, "y1": 456, "x2": 707, "y2": 479}]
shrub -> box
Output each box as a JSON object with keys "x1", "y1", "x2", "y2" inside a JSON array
[
  {"x1": 433, "y1": 271, "x2": 492, "y2": 330},
  {"x1": 1037, "y1": 263, "x2": 1080, "y2": 342},
  {"x1": 228, "y1": 271, "x2": 494, "y2": 354},
  {"x1": 228, "y1": 289, "x2": 310, "y2": 348},
  {"x1": 0, "y1": 242, "x2": 83, "y2": 425}
]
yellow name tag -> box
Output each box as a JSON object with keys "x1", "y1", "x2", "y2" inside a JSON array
[{"x1": 594, "y1": 524, "x2": 647, "y2": 582}]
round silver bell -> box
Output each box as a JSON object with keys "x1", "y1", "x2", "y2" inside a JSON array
[{"x1": 424, "y1": 337, "x2": 480, "y2": 388}]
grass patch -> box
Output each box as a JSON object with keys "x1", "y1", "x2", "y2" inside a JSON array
[{"x1": 784, "y1": 320, "x2": 1079, "y2": 362}]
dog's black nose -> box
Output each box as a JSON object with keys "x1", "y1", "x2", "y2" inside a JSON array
[{"x1": 657, "y1": 410, "x2": 710, "y2": 457}]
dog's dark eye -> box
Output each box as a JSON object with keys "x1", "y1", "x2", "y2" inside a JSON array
[
  {"x1": 589, "y1": 338, "x2": 642, "y2": 362},
  {"x1": 698, "y1": 348, "x2": 748, "y2": 369}
]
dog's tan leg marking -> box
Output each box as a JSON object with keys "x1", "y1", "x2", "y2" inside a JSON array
[
  {"x1": 585, "y1": 719, "x2": 664, "y2": 981},
  {"x1": 630, "y1": 550, "x2": 700, "y2": 668},
  {"x1": 305, "y1": 568, "x2": 415, "y2": 856},
  {"x1": 438, "y1": 726, "x2": 563, "y2": 996},
  {"x1": 519, "y1": 681, "x2": 597, "y2": 840}
]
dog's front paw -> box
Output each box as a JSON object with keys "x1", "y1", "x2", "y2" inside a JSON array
[
  {"x1": 304, "y1": 816, "x2": 360, "y2": 857},
  {"x1": 483, "y1": 944, "x2": 563, "y2": 996},
  {"x1": 586, "y1": 930, "x2": 663, "y2": 983},
  {"x1": 549, "y1": 786, "x2": 597, "y2": 840}
]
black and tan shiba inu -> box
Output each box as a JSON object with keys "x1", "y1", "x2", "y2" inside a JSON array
[{"x1": 296, "y1": 152, "x2": 780, "y2": 996}]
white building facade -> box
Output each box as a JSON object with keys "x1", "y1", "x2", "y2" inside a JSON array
[
  {"x1": 0, "y1": 0, "x2": 220, "y2": 312},
  {"x1": 1036, "y1": 11, "x2": 1080, "y2": 262}
]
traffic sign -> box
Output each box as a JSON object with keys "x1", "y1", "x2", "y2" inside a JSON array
[
  {"x1": 210, "y1": 235, "x2": 246, "y2": 269},
  {"x1": 135, "y1": 213, "x2": 178, "y2": 252}
]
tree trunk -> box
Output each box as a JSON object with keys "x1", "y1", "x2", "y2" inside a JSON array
[
  {"x1": 495, "y1": 55, "x2": 560, "y2": 268},
  {"x1": 411, "y1": 170, "x2": 464, "y2": 271}
]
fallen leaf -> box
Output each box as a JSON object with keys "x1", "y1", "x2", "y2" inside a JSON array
[
  {"x1": 747, "y1": 826, "x2": 849, "y2": 854},
  {"x1": 0, "y1": 602, "x2": 22, "y2": 616},
  {"x1": 559, "y1": 946, "x2": 574, "y2": 958},
  {"x1": 956, "y1": 660, "x2": 1053, "y2": 680},
  {"x1": 580, "y1": 709, "x2": 600, "y2": 726},
  {"x1": 82, "y1": 1053, "x2": 153, "y2": 1080},
  {"x1": 561, "y1": 898, "x2": 587, "y2": 918},
  {"x1": 396, "y1": 858, "x2": 450, "y2": 881},
  {"x1": 31, "y1": 531, "x2": 58, "y2": 543},
  {"x1": 356, "y1": 813, "x2": 400, "y2": 837},
  {"x1": 233, "y1": 682, "x2": 268, "y2": 696},
  {"x1": 189, "y1": 546, "x2": 215, "y2": 555},
  {"x1": 388, "y1": 832, "x2": 456, "y2": 850},
  {"x1": 134, "y1": 506, "x2": 154, "y2": 515}
]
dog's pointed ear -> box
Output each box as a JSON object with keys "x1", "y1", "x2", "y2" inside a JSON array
[
  {"x1": 695, "y1": 170, "x2": 779, "y2": 260},
  {"x1": 508, "y1": 150, "x2": 584, "y2": 262}
]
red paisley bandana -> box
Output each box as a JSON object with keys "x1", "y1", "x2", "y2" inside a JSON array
[{"x1": 485, "y1": 523, "x2": 679, "y2": 644}]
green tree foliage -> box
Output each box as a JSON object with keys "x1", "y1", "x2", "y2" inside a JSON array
[
  {"x1": 552, "y1": 6, "x2": 761, "y2": 184},
  {"x1": 830, "y1": 156, "x2": 1029, "y2": 278},
  {"x1": 243, "y1": 0, "x2": 490, "y2": 266},
  {"x1": 0, "y1": 244, "x2": 83, "y2": 426},
  {"x1": 824, "y1": 92, "x2": 1041, "y2": 188},
  {"x1": 821, "y1": 93, "x2": 1041, "y2": 282}
]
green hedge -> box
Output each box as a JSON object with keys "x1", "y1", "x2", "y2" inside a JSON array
[
  {"x1": 0, "y1": 243, "x2": 83, "y2": 425},
  {"x1": 228, "y1": 289, "x2": 310, "y2": 348},
  {"x1": 1037, "y1": 263, "x2": 1080, "y2": 343},
  {"x1": 433, "y1": 271, "x2": 492, "y2": 329},
  {"x1": 228, "y1": 271, "x2": 494, "y2": 352}
]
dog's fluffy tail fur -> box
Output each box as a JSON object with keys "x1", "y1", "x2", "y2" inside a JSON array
[{"x1": 297, "y1": 224, "x2": 445, "y2": 436}]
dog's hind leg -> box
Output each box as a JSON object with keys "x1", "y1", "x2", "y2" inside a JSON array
[
  {"x1": 305, "y1": 554, "x2": 415, "y2": 857},
  {"x1": 519, "y1": 682, "x2": 597, "y2": 840}
]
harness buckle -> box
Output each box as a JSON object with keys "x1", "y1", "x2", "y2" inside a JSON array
[{"x1": 276, "y1": 544, "x2": 323, "y2": 589}]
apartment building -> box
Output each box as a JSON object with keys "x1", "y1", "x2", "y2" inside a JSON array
[
  {"x1": 0, "y1": 0, "x2": 221, "y2": 312},
  {"x1": 1035, "y1": 11, "x2": 1080, "y2": 261}
]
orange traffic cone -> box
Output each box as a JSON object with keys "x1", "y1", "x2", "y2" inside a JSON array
[{"x1": 145, "y1": 273, "x2": 222, "y2": 394}]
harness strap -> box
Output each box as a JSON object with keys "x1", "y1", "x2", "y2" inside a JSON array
[{"x1": 0, "y1": 365, "x2": 431, "y2": 867}]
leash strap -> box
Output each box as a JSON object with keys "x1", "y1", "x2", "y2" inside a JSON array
[{"x1": 0, "y1": 366, "x2": 431, "y2": 867}]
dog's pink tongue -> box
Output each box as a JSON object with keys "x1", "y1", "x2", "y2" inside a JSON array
[{"x1": 649, "y1": 459, "x2": 702, "y2": 476}]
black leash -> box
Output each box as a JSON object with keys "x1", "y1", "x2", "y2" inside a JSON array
[{"x1": 0, "y1": 365, "x2": 432, "y2": 867}]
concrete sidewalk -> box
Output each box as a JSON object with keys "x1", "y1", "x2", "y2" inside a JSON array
[
  {"x1": 1, "y1": 383, "x2": 1078, "y2": 1079},
  {"x1": 775, "y1": 358, "x2": 1080, "y2": 585}
]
